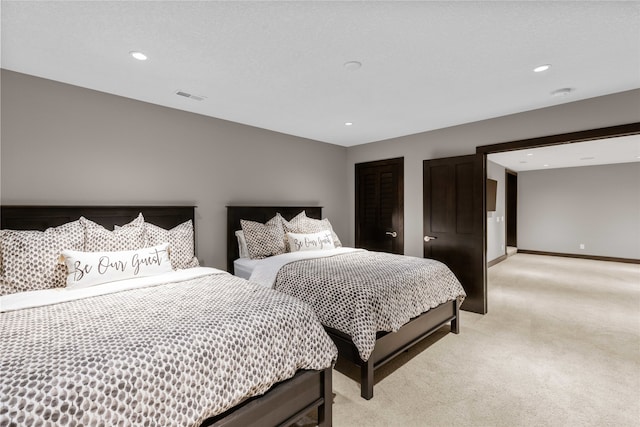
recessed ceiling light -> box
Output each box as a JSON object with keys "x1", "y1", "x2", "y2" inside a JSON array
[
  {"x1": 345, "y1": 122, "x2": 353, "y2": 126},
  {"x1": 551, "y1": 88, "x2": 574, "y2": 97},
  {"x1": 129, "y1": 51, "x2": 147, "y2": 61},
  {"x1": 533, "y1": 64, "x2": 551, "y2": 73},
  {"x1": 343, "y1": 61, "x2": 362, "y2": 71},
  {"x1": 543, "y1": 164, "x2": 550, "y2": 167},
  {"x1": 526, "y1": 153, "x2": 533, "y2": 156}
]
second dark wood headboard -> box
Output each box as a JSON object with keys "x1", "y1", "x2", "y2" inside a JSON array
[{"x1": 226, "y1": 206, "x2": 322, "y2": 273}]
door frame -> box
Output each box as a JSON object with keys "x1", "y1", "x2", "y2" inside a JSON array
[{"x1": 476, "y1": 122, "x2": 640, "y2": 291}]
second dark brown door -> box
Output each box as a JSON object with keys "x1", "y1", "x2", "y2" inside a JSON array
[
  {"x1": 423, "y1": 154, "x2": 486, "y2": 314},
  {"x1": 355, "y1": 157, "x2": 404, "y2": 254}
]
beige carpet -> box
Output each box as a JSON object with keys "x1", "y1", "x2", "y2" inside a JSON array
[{"x1": 326, "y1": 254, "x2": 640, "y2": 427}]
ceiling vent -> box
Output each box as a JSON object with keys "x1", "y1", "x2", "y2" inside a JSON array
[{"x1": 175, "y1": 91, "x2": 206, "y2": 101}]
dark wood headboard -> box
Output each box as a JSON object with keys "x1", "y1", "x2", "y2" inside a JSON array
[
  {"x1": 1, "y1": 205, "x2": 196, "y2": 248},
  {"x1": 226, "y1": 206, "x2": 322, "y2": 273}
]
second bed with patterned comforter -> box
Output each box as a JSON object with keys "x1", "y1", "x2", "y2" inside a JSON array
[{"x1": 249, "y1": 249, "x2": 466, "y2": 362}]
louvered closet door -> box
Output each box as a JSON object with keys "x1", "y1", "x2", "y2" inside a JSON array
[{"x1": 355, "y1": 157, "x2": 404, "y2": 254}]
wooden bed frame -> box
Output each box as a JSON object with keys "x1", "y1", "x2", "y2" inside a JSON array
[
  {"x1": 1, "y1": 205, "x2": 333, "y2": 427},
  {"x1": 227, "y1": 205, "x2": 460, "y2": 400}
]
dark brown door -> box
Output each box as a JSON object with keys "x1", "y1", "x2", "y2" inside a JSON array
[
  {"x1": 506, "y1": 170, "x2": 517, "y2": 247},
  {"x1": 423, "y1": 154, "x2": 486, "y2": 314},
  {"x1": 355, "y1": 157, "x2": 404, "y2": 254}
]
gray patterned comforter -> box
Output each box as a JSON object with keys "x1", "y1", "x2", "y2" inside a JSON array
[
  {"x1": 273, "y1": 251, "x2": 466, "y2": 361},
  {"x1": 0, "y1": 273, "x2": 337, "y2": 426}
]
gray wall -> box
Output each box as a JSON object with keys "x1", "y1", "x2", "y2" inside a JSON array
[
  {"x1": 487, "y1": 160, "x2": 506, "y2": 263},
  {"x1": 2, "y1": 69, "x2": 640, "y2": 265},
  {"x1": 518, "y1": 162, "x2": 640, "y2": 259},
  {"x1": 346, "y1": 89, "x2": 640, "y2": 257},
  {"x1": 0, "y1": 70, "x2": 348, "y2": 270}
]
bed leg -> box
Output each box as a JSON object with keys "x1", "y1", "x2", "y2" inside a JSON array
[
  {"x1": 360, "y1": 359, "x2": 374, "y2": 400},
  {"x1": 318, "y1": 368, "x2": 333, "y2": 427},
  {"x1": 451, "y1": 300, "x2": 460, "y2": 334}
]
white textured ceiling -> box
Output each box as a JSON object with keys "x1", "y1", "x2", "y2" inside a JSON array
[
  {"x1": 488, "y1": 134, "x2": 640, "y2": 172},
  {"x1": 1, "y1": 1, "x2": 639, "y2": 147}
]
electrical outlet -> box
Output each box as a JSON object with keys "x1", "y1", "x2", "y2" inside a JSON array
[{"x1": 580, "y1": 243, "x2": 585, "y2": 250}]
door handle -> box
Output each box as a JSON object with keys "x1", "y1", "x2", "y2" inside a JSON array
[
  {"x1": 386, "y1": 231, "x2": 398, "y2": 238},
  {"x1": 424, "y1": 235, "x2": 438, "y2": 242}
]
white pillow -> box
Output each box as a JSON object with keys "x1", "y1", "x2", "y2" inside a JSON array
[
  {"x1": 287, "y1": 231, "x2": 335, "y2": 252},
  {"x1": 281, "y1": 211, "x2": 342, "y2": 249},
  {"x1": 61, "y1": 243, "x2": 173, "y2": 289},
  {"x1": 235, "y1": 230, "x2": 249, "y2": 259}
]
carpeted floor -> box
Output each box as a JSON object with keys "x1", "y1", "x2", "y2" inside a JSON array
[{"x1": 320, "y1": 254, "x2": 640, "y2": 427}]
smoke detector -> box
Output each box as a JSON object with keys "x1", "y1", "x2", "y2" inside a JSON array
[
  {"x1": 176, "y1": 91, "x2": 206, "y2": 101},
  {"x1": 551, "y1": 88, "x2": 574, "y2": 97}
]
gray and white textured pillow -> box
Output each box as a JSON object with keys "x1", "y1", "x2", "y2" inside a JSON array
[
  {"x1": 81, "y1": 214, "x2": 145, "y2": 252},
  {"x1": 145, "y1": 221, "x2": 199, "y2": 269},
  {"x1": 240, "y1": 216, "x2": 286, "y2": 259},
  {"x1": 0, "y1": 280, "x2": 13, "y2": 297},
  {"x1": 0, "y1": 220, "x2": 84, "y2": 293},
  {"x1": 0, "y1": 230, "x2": 8, "y2": 295},
  {"x1": 282, "y1": 211, "x2": 342, "y2": 249}
]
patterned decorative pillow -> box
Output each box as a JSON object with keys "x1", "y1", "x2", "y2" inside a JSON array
[
  {"x1": 287, "y1": 231, "x2": 335, "y2": 252},
  {"x1": 240, "y1": 216, "x2": 286, "y2": 259},
  {"x1": 0, "y1": 229, "x2": 4, "y2": 270},
  {"x1": 0, "y1": 230, "x2": 7, "y2": 295},
  {"x1": 1, "y1": 231, "x2": 14, "y2": 294},
  {"x1": 282, "y1": 211, "x2": 342, "y2": 249},
  {"x1": 82, "y1": 214, "x2": 145, "y2": 252},
  {"x1": 61, "y1": 243, "x2": 173, "y2": 289},
  {"x1": 0, "y1": 220, "x2": 84, "y2": 293},
  {"x1": 145, "y1": 221, "x2": 199, "y2": 269},
  {"x1": 0, "y1": 280, "x2": 14, "y2": 297}
]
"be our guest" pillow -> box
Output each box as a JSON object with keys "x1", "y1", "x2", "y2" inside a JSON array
[
  {"x1": 287, "y1": 231, "x2": 335, "y2": 252},
  {"x1": 61, "y1": 243, "x2": 173, "y2": 289}
]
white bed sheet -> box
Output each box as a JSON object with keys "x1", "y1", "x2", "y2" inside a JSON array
[
  {"x1": 234, "y1": 257, "x2": 262, "y2": 279},
  {"x1": 248, "y1": 247, "x2": 363, "y2": 288},
  {"x1": 0, "y1": 267, "x2": 226, "y2": 312}
]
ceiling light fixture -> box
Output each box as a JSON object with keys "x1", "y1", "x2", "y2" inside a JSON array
[
  {"x1": 527, "y1": 153, "x2": 533, "y2": 156},
  {"x1": 345, "y1": 122, "x2": 353, "y2": 126},
  {"x1": 533, "y1": 64, "x2": 551, "y2": 73},
  {"x1": 543, "y1": 164, "x2": 550, "y2": 167},
  {"x1": 129, "y1": 51, "x2": 147, "y2": 61}
]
